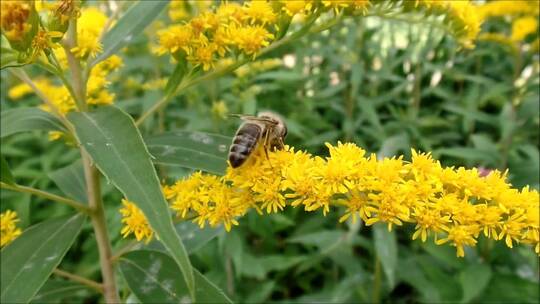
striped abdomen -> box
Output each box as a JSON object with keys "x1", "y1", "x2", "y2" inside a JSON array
[{"x1": 228, "y1": 123, "x2": 262, "y2": 168}]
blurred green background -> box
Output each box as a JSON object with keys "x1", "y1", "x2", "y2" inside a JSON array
[{"x1": 1, "y1": 2, "x2": 539, "y2": 303}]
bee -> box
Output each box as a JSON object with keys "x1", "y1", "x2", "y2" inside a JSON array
[{"x1": 228, "y1": 111, "x2": 288, "y2": 168}]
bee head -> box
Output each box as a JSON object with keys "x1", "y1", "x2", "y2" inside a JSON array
[{"x1": 258, "y1": 111, "x2": 287, "y2": 138}]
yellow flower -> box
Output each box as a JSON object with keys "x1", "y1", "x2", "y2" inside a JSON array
[
  {"x1": 8, "y1": 82, "x2": 34, "y2": 100},
  {"x1": 211, "y1": 100, "x2": 229, "y2": 119},
  {"x1": 70, "y1": 7, "x2": 108, "y2": 58},
  {"x1": 165, "y1": 142, "x2": 540, "y2": 257},
  {"x1": 511, "y1": 16, "x2": 538, "y2": 42},
  {"x1": 1, "y1": 210, "x2": 22, "y2": 248},
  {"x1": 31, "y1": 29, "x2": 63, "y2": 58},
  {"x1": 243, "y1": 0, "x2": 277, "y2": 25},
  {"x1": 281, "y1": 0, "x2": 312, "y2": 16},
  {"x1": 187, "y1": 42, "x2": 217, "y2": 71},
  {"x1": 119, "y1": 199, "x2": 154, "y2": 243},
  {"x1": 476, "y1": 0, "x2": 539, "y2": 19},
  {"x1": 156, "y1": 24, "x2": 194, "y2": 55},
  {"x1": 0, "y1": 0, "x2": 34, "y2": 43},
  {"x1": 229, "y1": 24, "x2": 275, "y2": 57},
  {"x1": 436, "y1": 225, "x2": 478, "y2": 257},
  {"x1": 168, "y1": 0, "x2": 189, "y2": 21}
]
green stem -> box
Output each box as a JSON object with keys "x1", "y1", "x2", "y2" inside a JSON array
[
  {"x1": 0, "y1": 182, "x2": 90, "y2": 214},
  {"x1": 53, "y1": 268, "x2": 104, "y2": 293},
  {"x1": 373, "y1": 255, "x2": 382, "y2": 304},
  {"x1": 8, "y1": 69, "x2": 74, "y2": 133},
  {"x1": 63, "y1": 19, "x2": 87, "y2": 111},
  {"x1": 81, "y1": 150, "x2": 120, "y2": 303},
  {"x1": 135, "y1": 10, "x2": 324, "y2": 126}
]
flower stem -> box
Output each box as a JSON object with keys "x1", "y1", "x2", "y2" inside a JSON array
[
  {"x1": 53, "y1": 268, "x2": 104, "y2": 293},
  {"x1": 372, "y1": 255, "x2": 382, "y2": 304},
  {"x1": 0, "y1": 182, "x2": 90, "y2": 214},
  {"x1": 81, "y1": 150, "x2": 120, "y2": 303}
]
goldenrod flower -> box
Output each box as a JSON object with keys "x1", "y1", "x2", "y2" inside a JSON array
[
  {"x1": 188, "y1": 42, "x2": 217, "y2": 71},
  {"x1": 70, "y1": 7, "x2": 108, "y2": 58},
  {"x1": 1, "y1": 210, "x2": 22, "y2": 248},
  {"x1": 165, "y1": 142, "x2": 540, "y2": 257},
  {"x1": 476, "y1": 0, "x2": 539, "y2": 20},
  {"x1": 156, "y1": 24, "x2": 194, "y2": 55},
  {"x1": 281, "y1": 0, "x2": 312, "y2": 17},
  {"x1": 119, "y1": 199, "x2": 154, "y2": 243},
  {"x1": 229, "y1": 24, "x2": 274, "y2": 57},
  {"x1": 211, "y1": 100, "x2": 229, "y2": 119},
  {"x1": 168, "y1": 0, "x2": 189, "y2": 22},
  {"x1": 0, "y1": 1, "x2": 32, "y2": 41},
  {"x1": 243, "y1": 0, "x2": 277, "y2": 26},
  {"x1": 511, "y1": 16, "x2": 538, "y2": 42}
]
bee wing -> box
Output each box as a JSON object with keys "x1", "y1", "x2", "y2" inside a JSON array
[{"x1": 228, "y1": 114, "x2": 278, "y2": 125}]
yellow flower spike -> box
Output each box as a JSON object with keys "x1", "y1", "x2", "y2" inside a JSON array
[
  {"x1": 119, "y1": 199, "x2": 154, "y2": 244},
  {"x1": 165, "y1": 142, "x2": 540, "y2": 257},
  {"x1": 1, "y1": 210, "x2": 22, "y2": 248}
]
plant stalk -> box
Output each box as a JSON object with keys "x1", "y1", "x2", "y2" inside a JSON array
[
  {"x1": 372, "y1": 255, "x2": 382, "y2": 304},
  {"x1": 0, "y1": 182, "x2": 90, "y2": 214},
  {"x1": 53, "y1": 268, "x2": 104, "y2": 293},
  {"x1": 81, "y1": 150, "x2": 120, "y2": 303}
]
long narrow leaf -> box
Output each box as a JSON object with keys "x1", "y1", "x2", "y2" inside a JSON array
[
  {"x1": 0, "y1": 214, "x2": 86, "y2": 303},
  {"x1": 67, "y1": 106, "x2": 195, "y2": 299}
]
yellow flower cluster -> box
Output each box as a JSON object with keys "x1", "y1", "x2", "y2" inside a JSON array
[
  {"x1": 414, "y1": 0, "x2": 483, "y2": 48},
  {"x1": 158, "y1": 143, "x2": 539, "y2": 257},
  {"x1": 476, "y1": 0, "x2": 539, "y2": 19},
  {"x1": 119, "y1": 199, "x2": 153, "y2": 244},
  {"x1": 1, "y1": 210, "x2": 22, "y2": 248},
  {"x1": 8, "y1": 55, "x2": 122, "y2": 114},
  {"x1": 157, "y1": 1, "x2": 280, "y2": 70},
  {"x1": 476, "y1": 0, "x2": 539, "y2": 46}
]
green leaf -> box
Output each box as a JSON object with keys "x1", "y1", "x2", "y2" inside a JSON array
[
  {"x1": 145, "y1": 131, "x2": 231, "y2": 174},
  {"x1": 1, "y1": 155, "x2": 15, "y2": 185},
  {"x1": 67, "y1": 106, "x2": 195, "y2": 299},
  {"x1": 459, "y1": 264, "x2": 492, "y2": 303},
  {"x1": 146, "y1": 221, "x2": 223, "y2": 254},
  {"x1": 373, "y1": 223, "x2": 397, "y2": 288},
  {"x1": 31, "y1": 280, "x2": 90, "y2": 304},
  {"x1": 0, "y1": 108, "x2": 66, "y2": 138},
  {"x1": 0, "y1": 214, "x2": 85, "y2": 304},
  {"x1": 48, "y1": 160, "x2": 87, "y2": 203},
  {"x1": 164, "y1": 60, "x2": 187, "y2": 97},
  {"x1": 119, "y1": 250, "x2": 232, "y2": 304},
  {"x1": 91, "y1": 0, "x2": 169, "y2": 66}
]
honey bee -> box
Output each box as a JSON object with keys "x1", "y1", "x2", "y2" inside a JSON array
[{"x1": 228, "y1": 111, "x2": 288, "y2": 168}]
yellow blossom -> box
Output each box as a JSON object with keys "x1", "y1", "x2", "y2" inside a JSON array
[
  {"x1": 156, "y1": 24, "x2": 194, "y2": 55},
  {"x1": 281, "y1": 0, "x2": 312, "y2": 16},
  {"x1": 229, "y1": 24, "x2": 274, "y2": 57},
  {"x1": 119, "y1": 199, "x2": 153, "y2": 243},
  {"x1": 165, "y1": 142, "x2": 540, "y2": 257},
  {"x1": 0, "y1": 0, "x2": 34, "y2": 44},
  {"x1": 168, "y1": 0, "x2": 189, "y2": 21},
  {"x1": 511, "y1": 16, "x2": 538, "y2": 42},
  {"x1": 243, "y1": 0, "x2": 277, "y2": 25},
  {"x1": 188, "y1": 42, "x2": 217, "y2": 71},
  {"x1": 211, "y1": 100, "x2": 229, "y2": 119},
  {"x1": 1, "y1": 210, "x2": 22, "y2": 248},
  {"x1": 70, "y1": 7, "x2": 108, "y2": 58}
]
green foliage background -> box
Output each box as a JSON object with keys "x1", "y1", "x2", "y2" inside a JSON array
[{"x1": 1, "y1": 2, "x2": 539, "y2": 303}]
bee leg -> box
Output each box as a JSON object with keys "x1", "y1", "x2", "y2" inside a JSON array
[{"x1": 263, "y1": 130, "x2": 274, "y2": 168}]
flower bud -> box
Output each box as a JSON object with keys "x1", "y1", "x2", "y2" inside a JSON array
[
  {"x1": 0, "y1": 0, "x2": 39, "y2": 52},
  {"x1": 47, "y1": 0, "x2": 80, "y2": 41}
]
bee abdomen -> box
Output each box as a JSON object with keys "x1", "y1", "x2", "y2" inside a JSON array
[{"x1": 229, "y1": 123, "x2": 261, "y2": 168}]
